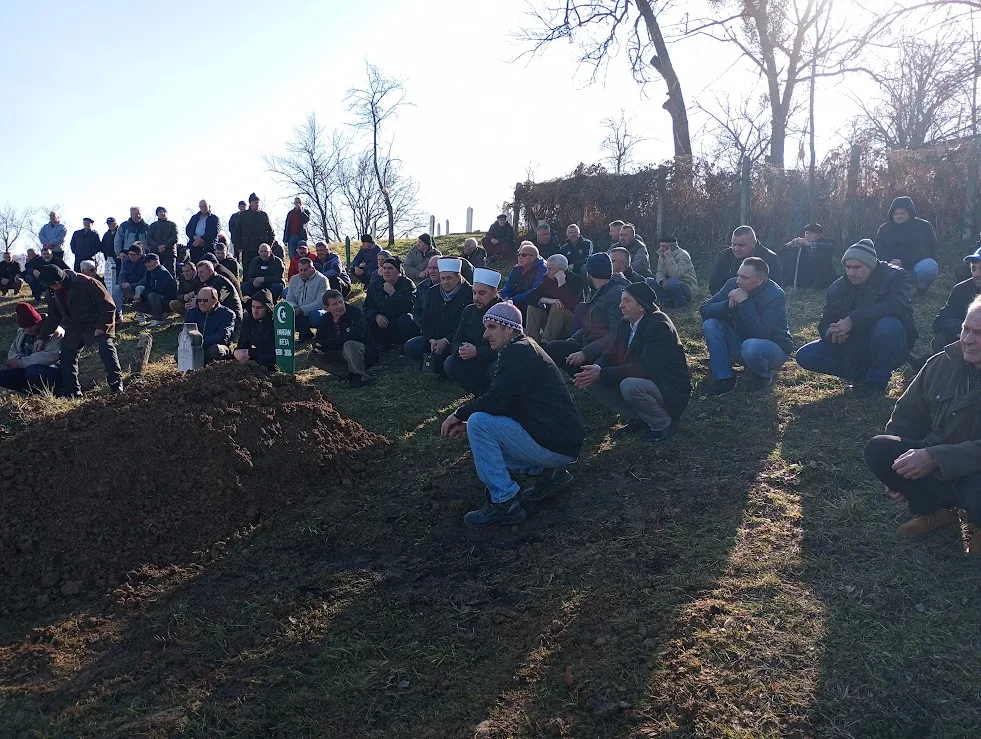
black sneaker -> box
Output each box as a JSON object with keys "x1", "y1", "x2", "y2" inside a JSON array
[
  {"x1": 705, "y1": 377, "x2": 737, "y2": 396},
  {"x1": 464, "y1": 497, "x2": 526, "y2": 527},
  {"x1": 521, "y1": 468, "x2": 574, "y2": 502},
  {"x1": 349, "y1": 374, "x2": 373, "y2": 388},
  {"x1": 745, "y1": 373, "x2": 773, "y2": 392},
  {"x1": 855, "y1": 381, "x2": 888, "y2": 398},
  {"x1": 611, "y1": 419, "x2": 646, "y2": 438},
  {"x1": 640, "y1": 425, "x2": 673, "y2": 443}
]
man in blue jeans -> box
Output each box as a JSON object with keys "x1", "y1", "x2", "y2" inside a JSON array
[
  {"x1": 796, "y1": 239, "x2": 917, "y2": 398},
  {"x1": 440, "y1": 301, "x2": 585, "y2": 528},
  {"x1": 700, "y1": 256, "x2": 793, "y2": 395}
]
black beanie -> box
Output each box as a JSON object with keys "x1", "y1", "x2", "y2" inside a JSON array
[{"x1": 39, "y1": 264, "x2": 67, "y2": 286}]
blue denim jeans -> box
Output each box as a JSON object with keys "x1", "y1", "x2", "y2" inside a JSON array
[
  {"x1": 466, "y1": 412, "x2": 576, "y2": 503},
  {"x1": 795, "y1": 316, "x2": 909, "y2": 384},
  {"x1": 650, "y1": 277, "x2": 692, "y2": 309},
  {"x1": 912, "y1": 258, "x2": 939, "y2": 291},
  {"x1": 287, "y1": 234, "x2": 301, "y2": 259},
  {"x1": 702, "y1": 318, "x2": 789, "y2": 379}
]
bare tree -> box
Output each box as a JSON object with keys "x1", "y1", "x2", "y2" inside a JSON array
[
  {"x1": 851, "y1": 31, "x2": 976, "y2": 149},
  {"x1": 340, "y1": 149, "x2": 425, "y2": 241},
  {"x1": 521, "y1": 0, "x2": 693, "y2": 158},
  {"x1": 600, "y1": 110, "x2": 649, "y2": 173},
  {"x1": 0, "y1": 204, "x2": 36, "y2": 253},
  {"x1": 697, "y1": 95, "x2": 773, "y2": 169},
  {"x1": 265, "y1": 113, "x2": 347, "y2": 242},
  {"x1": 346, "y1": 64, "x2": 412, "y2": 246},
  {"x1": 692, "y1": 0, "x2": 877, "y2": 167}
]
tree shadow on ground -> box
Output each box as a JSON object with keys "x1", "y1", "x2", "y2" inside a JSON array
[{"x1": 782, "y1": 392, "x2": 981, "y2": 737}]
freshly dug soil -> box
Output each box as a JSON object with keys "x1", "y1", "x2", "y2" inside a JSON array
[{"x1": 0, "y1": 363, "x2": 388, "y2": 618}]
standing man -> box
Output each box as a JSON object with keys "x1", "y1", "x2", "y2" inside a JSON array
[
  {"x1": 39, "y1": 211, "x2": 67, "y2": 260},
  {"x1": 101, "y1": 217, "x2": 118, "y2": 264},
  {"x1": 185, "y1": 200, "x2": 220, "y2": 263},
  {"x1": 69, "y1": 217, "x2": 101, "y2": 273},
  {"x1": 700, "y1": 256, "x2": 793, "y2": 395},
  {"x1": 283, "y1": 196, "x2": 311, "y2": 259},
  {"x1": 36, "y1": 264, "x2": 123, "y2": 396},
  {"x1": 863, "y1": 296, "x2": 981, "y2": 553},
  {"x1": 446, "y1": 268, "x2": 503, "y2": 396},
  {"x1": 148, "y1": 206, "x2": 179, "y2": 274},
  {"x1": 709, "y1": 226, "x2": 783, "y2": 294},
  {"x1": 440, "y1": 302, "x2": 585, "y2": 527},
  {"x1": 309, "y1": 289, "x2": 379, "y2": 387},
  {"x1": 232, "y1": 193, "x2": 275, "y2": 271},
  {"x1": 114, "y1": 207, "x2": 150, "y2": 259},
  {"x1": 229, "y1": 200, "x2": 247, "y2": 260},
  {"x1": 481, "y1": 214, "x2": 516, "y2": 263}
]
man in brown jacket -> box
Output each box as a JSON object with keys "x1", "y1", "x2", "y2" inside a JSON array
[
  {"x1": 37, "y1": 265, "x2": 123, "y2": 397},
  {"x1": 863, "y1": 295, "x2": 981, "y2": 554}
]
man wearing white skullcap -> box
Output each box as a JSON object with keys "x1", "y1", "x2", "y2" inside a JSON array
[
  {"x1": 402, "y1": 257, "x2": 472, "y2": 374},
  {"x1": 446, "y1": 268, "x2": 503, "y2": 395},
  {"x1": 441, "y1": 300, "x2": 585, "y2": 528}
]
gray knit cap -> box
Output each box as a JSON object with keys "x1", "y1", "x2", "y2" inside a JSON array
[
  {"x1": 841, "y1": 239, "x2": 877, "y2": 270},
  {"x1": 483, "y1": 301, "x2": 523, "y2": 331}
]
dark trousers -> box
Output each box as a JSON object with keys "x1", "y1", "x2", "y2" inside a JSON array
[
  {"x1": 444, "y1": 354, "x2": 496, "y2": 395},
  {"x1": 795, "y1": 317, "x2": 909, "y2": 384},
  {"x1": 204, "y1": 344, "x2": 231, "y2": 363},
  {"x1": 0, "y1": 364, "x2": 62, "y2": 394},
  {"x1": 545, "y1": 337, "x2": 586, "y2": 377},
  {"x1": 135, "y1": 292, "x2": 171, "y2": 320},
  {"x1": 159, "y1": 249, "x2": 176, "y2": 276},
  {"x1": 482, "y1": 236, "x2": 516, "y2": 262},
  {"x1": 61, "y1": 333, "x2": 123, "y2": 395},
  {"x1": 403, "y1": 335, "x2": 450, "y2": 373},
  {"x1": 864, "y1": 435, "x2": 981, "y2": 525}
]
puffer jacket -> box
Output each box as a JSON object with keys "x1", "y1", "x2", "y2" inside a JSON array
[{"x1": 817, "y1": 261, "x2": 918, "y2": 346}]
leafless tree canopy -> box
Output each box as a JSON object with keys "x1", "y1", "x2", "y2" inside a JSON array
[
  {"x1": 340, "y1": 150, "x2": 424, "y2": 240},
  {"x1": 0, "y1": 204, "x2": 36, "y2": 253},
  {"x1": 853, "y1": 30, "x2": 977, "y2": 149},
  {"x1": 265, "y1": 113, "x2": 347, "y2": 242},
  {"x1": 521, "y1": 0, "x2": 693, "y2": 157},
  {"x1": 696, "y1": 95, "x2": 772, "y2": 169},
  {"x1": 346, "y1": 64, "x2": 412, "y2": 245},
  {"x1": 600, "y1": 110, "x2": 648, "y2": 173}
]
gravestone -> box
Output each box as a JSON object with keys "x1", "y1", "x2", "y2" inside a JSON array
[
  {"x1": 275, "y1": 301, "x2": 296, "y2": 374},
  {"x1": 466, "y1": 207, "x2": 473, "y2": 233}
]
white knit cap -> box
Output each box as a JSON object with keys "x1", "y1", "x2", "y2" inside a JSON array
[
  {"x1": 437, "y1": 258, "x2": 462, "y2": 273},
  {"x1": 472, "y1": 268, "x2": 502, "y2": 288}
]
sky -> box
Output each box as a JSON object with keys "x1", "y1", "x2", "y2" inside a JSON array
[{"x1": 0, "y1": 0, "x2": 910, "y2": 256}]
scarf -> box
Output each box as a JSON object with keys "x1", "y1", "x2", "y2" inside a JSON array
[{"x1": 440, "y1": 283, "x2": 463, "y2": 302}]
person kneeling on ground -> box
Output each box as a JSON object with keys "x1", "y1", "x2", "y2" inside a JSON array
[
  {"x1": 446, "y1": 268, "x2": 502, "y2": 396},
  {"x1": 112, "y1": 242, "x2": 147, "y2": 323},
  {"x1": 652, "y1": 235, "x2": 697, "y2": 308},
  {"x1": 363, "y1": 256, "x2": 415, "y2": 350},
  {"x1": 574, "y1": 281, "x2": 691, "y2": 443},
  {"x1": 403, "y1": 258, "x2": 472, "y2": 374},
  {"x1": 526, "y1": 253, "x2": 584, "y2": 344},
  {"x1": 133, "y1": 252, "x2": 177, "y2": 327},
  {"x1": 701, "y1": 256, "x2": 793, "y2": 395},
  {"x1": 795, "y1": 240, "x2": 917, "y2": 398},
  {"x1": 350, "y1": 234, "x2": 380, "y2": 287},
  {"x1": 0, "y1": 251, "x2": 24, "y2": 295},
  {"x1": 285, "y1": 257, "x2": 328, "y2": 342},
  {"x1": 183, "y1": 287, "x2": 235, "y2": 363},
  {"x1": 440, "y1": 302, "x2": 585, "y2": 528},
  {"x1": 863, "y1": 295, "x2": 981, "y2": 554},
  {"x1": 931, "y1": 246, "x2": 981, "y2": 353},
  {"x1": 309, "y1": 289, "x2": 378, "y2": 387},
  {"x1": 37, "y1": 264, "x2": 123, "y2": 396},
  {"x1": 234, "y1": 289, "x2": 276, "y2": 370},
  {"x1": 546, "y1": 252, "x2": 630, "y2": 376},
  {"x1": 0, "y1": 302, "x2": 63, "y2": 394}
]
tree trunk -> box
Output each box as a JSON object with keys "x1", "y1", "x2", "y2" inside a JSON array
[
  {"x1": 808, "y1": 48, "x2": 818, "y2": 221},
  {"x1": 370, "y1": 111, "x2": 396, "y2": 246},
  {"x1": 636, "y1": 0, "x2": 692, "y2": 158},
  {"x1": 844, "y1": 143, "x2": 861, "y2": 246},
  {"x1": 740, "y1": 156, "x2": 751, "y2": 224}
]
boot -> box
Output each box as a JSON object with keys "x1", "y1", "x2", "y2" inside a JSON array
[
  {"x1": 464, "y1": 496, "x2": 526, "y2": 527},
  {"x1": 705, "y1": 377, "x2": 736, "y2": 396},
  {"x1": 897, "y1": 508, "x2": 959, "y2": 535},
  {"x1": 966, "y1": 526, "x2": 981, "y2": 556},
  {"x1": 745, "y1": 372, "x2": 773, "y2": 392},
  {"x1": 521, "y1": 468, "x2": 574, "y2": 502},
  {"x1": 611, "y1": 419, "x2": 646, "y2": 439}
]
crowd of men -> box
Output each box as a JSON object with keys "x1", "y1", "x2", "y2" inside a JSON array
[{"x1": 1, "y1": 195, "x2": 979, "y2": 551}]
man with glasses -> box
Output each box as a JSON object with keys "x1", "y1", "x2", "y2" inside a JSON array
[
  {"x1": 196, "y1": 260, "x2": 243, "y2": 326},
  {"x1": 183, "y1": 286, "x2": 235, "y2": 363},
  {"x1": 500, "y1": 242, "x2": 546, "y2": 315}
]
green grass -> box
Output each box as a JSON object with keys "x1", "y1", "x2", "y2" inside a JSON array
[{"x1": 1, "y1": 241, "x2": 980, "y2": 738}]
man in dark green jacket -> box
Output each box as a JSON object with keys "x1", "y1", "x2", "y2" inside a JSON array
[
  {"x1": 574, "y1": 281, "x2": 691, "y2": 443},
  {"x1": 147, "y1": 206, "x2": 179, "y2": 274},
  {"x1": 441, "y1": 301, "x2": 585, "y2": 528},
  {"x1": 863, "y1": 295, "x2": 981, "y2": 554}
]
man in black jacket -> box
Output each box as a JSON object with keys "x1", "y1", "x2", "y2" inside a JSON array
[
  {"x1": 559, "y1": 224, "x2": 593, "y2": 273},
  {"x1": 185, "y1": 200, "x2": 221, "y2": 264},
  {"x1": 309, "y1": 289, "x2": 378, "y2": 387},
  {"x1": 69, "y1": 218, "x2": 101, "y2": 272},
  {"x1": 874, "y1": 195, "x2": 939, "y2": 292},
  {"x1": 231, "y1": 193, "x2": 275, "y2": 269},
  {"x1": 245, "y1": 243, "x2": 286, "y2": 300},
  {"x1": 148, "y1": 207, "x2": 179, "y2": 274},
  {"x1": 709, "y1": 225, "x2": 783, "y2": 294},
  {"x1": 796, "y1": 240, "x2": 917, "y2": 397},
  {"x1": 234, "y1": 289, "x2": 277, "y2": 370},
  {"x1": 228, "y1": 200, "x2": 246, "y2": 258},
  {"x1": 196, "y1": 260, "x2": 243, "y2": 326},
  {"x1": 445, "y1": 268, "x2": 502, "y2": 395},
  {"x1": 481, "y1": 214, "x2": 516, "y2": 263},
  {"x1": 780, "y1": 223, "x2": 837, "y2": 290},
  {"x1": 0, "y1": 251, "x2": 25, "y2": 295},
  {"x1": 931, "y1": 247, "x2": 981, "y2": 352},
  {"x1": 574, "y1": 281, "x2": 691, "y2": 443},
  {"x1": 440, "y1": 301, "x2": 585, "y2": 528},
  {"x1": 403, "y1": 258, "x2": 473, "y2": 374},
  {"x1": 363, "y1": 256, "x2": 415, "y2": 350}
]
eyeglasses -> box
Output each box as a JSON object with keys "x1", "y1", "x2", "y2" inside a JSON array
[
  {"x1": 196, "y1": 298, "x2": 214, "y2": 304},
  {"x1": 518, "y1": 253, "x2": 534, "y2": 258}
]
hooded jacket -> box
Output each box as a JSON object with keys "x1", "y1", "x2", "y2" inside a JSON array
[
  {"x1": 816, "y1": 261, "x2": 918, "y2": 347},
  {"x1": 237, "y1": 310, "x2": 276, "y2": 369},
  {"x1": 874, "y1": 196, "x2": 938, "y2": 268}
]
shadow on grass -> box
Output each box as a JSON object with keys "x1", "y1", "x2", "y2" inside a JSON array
[{"x1": 781, "y1": 393, "x2": 981, "y2": 737}]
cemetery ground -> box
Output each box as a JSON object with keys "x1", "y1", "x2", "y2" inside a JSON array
[{"x1": 1, "y1": 238, "x2": 980, "y2": 738}]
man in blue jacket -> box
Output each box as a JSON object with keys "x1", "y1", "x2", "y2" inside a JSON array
[
  {"x1": 701, "y1": 256, "x2": 793, "y2": 395},
  {"x1": 350, "y1": 234, "x2": 381, "y2": 287},
  {"x1": 500, "y1": 242, "x2": 546, "y2": 312},
  {"x1": 183, "y1": 287, "x2": 235, "y2": 363},
  {"x1": 185, "y1": 200, "x2": 221, "y2": 263},
  {"x1": 133, "y1": 252, "x2": 178, "y2": 327},
  {"x1": 930, "y1": 247, "x2": 981, "y2": 352},
  {"x1": 112, "y1": 243, "x2": 148, "y2": 323}
]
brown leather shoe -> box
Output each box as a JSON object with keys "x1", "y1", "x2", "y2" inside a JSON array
[
  {"x1": 966, "y1": 527, "x2": 981, "y2": 556},
  {"x1": 898, "y1": 509, "x2": 959, "y2": 535}
]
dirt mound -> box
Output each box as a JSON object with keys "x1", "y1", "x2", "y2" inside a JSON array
[{"x1": 0, "y1": 363, "x2": 388, "y2": 618}]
